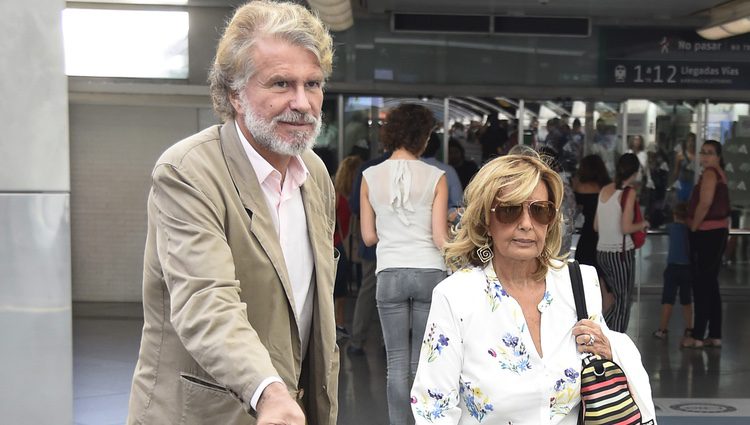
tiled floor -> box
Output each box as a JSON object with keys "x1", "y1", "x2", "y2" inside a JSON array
[
  {"x1": 73, "y1": 235, "x2": 750, "y2": 424},
  {"x1": 74, "y1": 295, "x2": 750, "y2": 425},
  {"x1": 74, "y1": 317, "x2": 142, "y2": 425}
]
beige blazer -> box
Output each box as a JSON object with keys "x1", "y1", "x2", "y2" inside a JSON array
[{"x1": 127, "y1": 121, "x2": 339, "y2": 425}]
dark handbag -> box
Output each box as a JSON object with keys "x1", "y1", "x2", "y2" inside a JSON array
[
  {"x1": 621, "y1": 187, "x2": 646, "y2": 250},
  {"x1": 569, "y1": 260, "x2": 643, "y2": 425},
  {"x1": 687, "y1": 167, "x2": 730, "y2": 221}
]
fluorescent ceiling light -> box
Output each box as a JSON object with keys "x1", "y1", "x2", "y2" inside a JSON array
[
  {"x1": 697, "y1": 0, "x2": 750, "y2": 40},
  {"x1": 697, "y1": 26, "x2": 732, "y2": 40},
  {"x1": 308, "y1": 0, "x2": 353, "y2": 31},
  {"x1": 698, "y1": 16, "x2": 750, "y2": 39},
  {"x1": 722, "y1": 17, "x2": 750, "y2": 33}
]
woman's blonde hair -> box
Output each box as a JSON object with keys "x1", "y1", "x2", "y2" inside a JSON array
[
  {"x1": 208, "y1": 0, "x2": 334, "y2": 122},
  {"x1": 444, "y1": 153, "x2": 565, "y2": 280},
  {"x1": 334, "y1": 155, "x2": 363, "y2": 197}
]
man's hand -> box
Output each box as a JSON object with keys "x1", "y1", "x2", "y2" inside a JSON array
[{"x1": 256, "y1": 382, "x2": 305, "y2": 425}]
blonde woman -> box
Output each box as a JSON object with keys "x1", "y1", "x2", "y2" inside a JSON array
[{"x1": 410, "y1": 154, "x2": 655, "y2": 424}]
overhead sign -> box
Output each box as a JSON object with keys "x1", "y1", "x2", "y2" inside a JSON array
[{"x1": 600, "y1": 28, "x2": 750, "y2": 89}]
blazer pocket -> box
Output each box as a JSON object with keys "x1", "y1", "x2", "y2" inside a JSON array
[{"x1": 178, "y1": 374, "x2": 248, "y2": 425}]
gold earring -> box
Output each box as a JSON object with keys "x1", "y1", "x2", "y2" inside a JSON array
[{"x1": 476, "y1": 240, "x2": 494, "y2": 264}]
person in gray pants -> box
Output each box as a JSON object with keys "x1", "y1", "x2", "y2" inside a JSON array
[
  {"x1": 348, "y1": 256, "x2": 379, "y2": 354},
  {"x1": 347, "y1": 151, "x2": 389, "y2": 354}
]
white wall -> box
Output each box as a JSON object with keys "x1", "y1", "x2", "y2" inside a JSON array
[
  {"x1": 0, "y1": 0, "x2": 73, "y2": 423},
  {"x1": 70, "y1": 102, "x2": 215, "y2": 302}
]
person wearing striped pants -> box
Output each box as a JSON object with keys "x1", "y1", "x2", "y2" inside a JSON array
[{"x1": 594, "y1": 153, "x2": 649, "y2": 332}]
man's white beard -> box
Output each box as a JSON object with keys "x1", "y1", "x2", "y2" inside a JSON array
[{"x1": 240, "y1": 95, "x2": 321, "y2": 157}]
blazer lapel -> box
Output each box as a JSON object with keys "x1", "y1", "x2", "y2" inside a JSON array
[
  {"x1": 299, "y1": 151, "x2": 331, "y2": 296},
  {"x1": 300, "y1": 150, "x2": 337, "y2": 385},
  {"x1": 219, "y1": 121, "x2": 297, "y2": 316}
]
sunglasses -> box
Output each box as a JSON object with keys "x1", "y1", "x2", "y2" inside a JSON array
[{"x1": 490, "y1": 200, "x2": 557, "y2": 225}]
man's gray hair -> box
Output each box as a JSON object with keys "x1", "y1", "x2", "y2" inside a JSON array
[{"x1": 208, "y1": 1, "x2": 334, "y2": 122}]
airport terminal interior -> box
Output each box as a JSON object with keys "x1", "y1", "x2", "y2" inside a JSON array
[
  {"x1": 74, "y1": 244, "x2": 750, "y2": 425},
  {"x1": 5, "y1": 0, "x2": 750, "y2": 424}
]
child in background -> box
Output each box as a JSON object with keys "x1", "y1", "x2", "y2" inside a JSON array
[{"x1": 653, "y1": 202, "x2": 693, "y2": 347}]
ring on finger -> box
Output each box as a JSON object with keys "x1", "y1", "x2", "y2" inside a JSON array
[{"x1": 587, "y1": 334, "x2": 596, "y2": 346}]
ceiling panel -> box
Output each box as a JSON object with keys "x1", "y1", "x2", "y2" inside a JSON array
[
  {"x1": 365, "y1": 0, "x2": 723, "y2": 20},
  {"x1": 66, "y1": 0, "x2": 734, "y2": 27},
  {"x1": 68, "y1": 0, "x2": 242, "y2": 7},
  {"x1": 69, "y1": 0, "x2": 723, "y2": 16}
]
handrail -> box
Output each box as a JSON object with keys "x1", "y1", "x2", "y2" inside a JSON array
[
  {"x1": 644, "y1": 227, "x2": 750, "y2": 236},
  {"x1": 574, "y1": 227, "x2": 750, "y2": 236}
]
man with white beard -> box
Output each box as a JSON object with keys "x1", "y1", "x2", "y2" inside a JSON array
[{"x1": 127, "y1": 2, "x2": 339, "y2": 425}]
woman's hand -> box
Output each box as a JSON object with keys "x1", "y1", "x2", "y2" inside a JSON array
[{"x1": 573, "y1": 319, "x2": 612, "y2": 359}]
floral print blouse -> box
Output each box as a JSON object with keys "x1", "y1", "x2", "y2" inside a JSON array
[{"x1": 410, "y1": 261, "x2": 641, "y2": 425}]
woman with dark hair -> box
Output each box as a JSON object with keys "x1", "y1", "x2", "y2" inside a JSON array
[
  {"x1": 573, "y1": 155, "x2": 611, "y2": 269},
  {"x1": 594, "y1": 153, "x2": 649, "y2": 332},
  {"x1": 684, "y1": 140, "x2": 730, "y2": 348},
  {"x1": 360, "y1": 103, "x2": 449, "y2": 424}
]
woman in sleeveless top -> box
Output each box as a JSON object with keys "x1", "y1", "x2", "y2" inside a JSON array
[
  {"x1": 573, "y1": 155, "x2": 611, "y2": 270},
  {"x1": 594, "y1": 153, "x2": 650, "y2": 332},
  {"x1": 683, "y1": 140, "x2": 730, "y2": 348},
  {"x1": 360, "y1": 104, "x2": 448, "y2": 425}
]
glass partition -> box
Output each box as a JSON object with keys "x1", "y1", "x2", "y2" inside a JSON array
[
  {"x1": 313, "y1": 96, "x2": 341, "y2": 176},
  {"x1": 588, "y1": 101, "x2": 623, "y2": 179},
  {"x1": 706, "y1": 102, "x2": 750, "y2": 211},
  {"x1": 324, "y1": 96, "x2": 750, "y2": 296},
  {"x1": 342, "y1": 96, "x2": 384, "y2": 162},
  {"x1": 706, "y1": 102, "x2": 750, "y2": 275},
  {"x1": 331, "y1": 17, "x2": 599, "y2": 87}
]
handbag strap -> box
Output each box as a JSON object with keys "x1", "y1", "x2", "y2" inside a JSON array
[
  {"x1": 619, "y1": 186, "x2": 630, "y2": 212},
  {"x1": 569, "y1": 259, "x2": 589, "y2": 425},
  {"x1": 568, "y1": 260, "x2": 588, "y2": 321},
  {"x1": 620, "y1": 187, "x2": 630, "y2": 255},
  {"x1": 568, "y1": 260, "x2": 589, "y2": 425}
]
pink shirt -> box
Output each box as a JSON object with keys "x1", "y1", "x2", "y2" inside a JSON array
[
  {"x1": 697, "y1": 168, "x2": 730, "y2": 231},
  {"x1": 235, "y1": 121, "x2": 314, "y2": 409}
]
